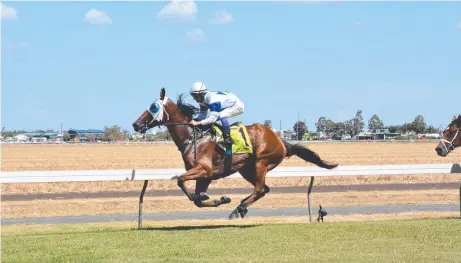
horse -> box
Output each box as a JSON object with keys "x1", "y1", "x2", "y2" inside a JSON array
[
  {"x1": 132, "y1": 88, "x2": 339, "y2": 219},
  {"x1": 435, "y1": 115, "x2": 461, "y2": 157}
]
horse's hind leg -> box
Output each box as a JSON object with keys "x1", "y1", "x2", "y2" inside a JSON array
[
  {"x1": 229, "y1": 161, "x2": 270, "y2": 219},
  {"x1": 193, "y1": 179, "x2": 231, "y2": 208}
]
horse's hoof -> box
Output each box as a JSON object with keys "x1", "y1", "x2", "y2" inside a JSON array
[
  {"x1": 228, "y1": 209, "x2": 240, "y2": 220},
  {"x1": 264, "y1": 185, "x2": 271, "y2": 194},
  {"x1": 171, "y1": 175, "x2": 179, "y2": 180},
  {"x1": 220, "y1": 196, "x2": 231, "y2": 204},
  {"x1": 238, "y1": 207, "x2": 248, "y2": 219}
]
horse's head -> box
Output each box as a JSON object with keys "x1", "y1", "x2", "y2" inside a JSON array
[
  {"x1": 132, "y1": 88, "x2": 170, "y2": 134},
  {"x1": 435, "y1": 115, "x2": 461, "y2": 157}
]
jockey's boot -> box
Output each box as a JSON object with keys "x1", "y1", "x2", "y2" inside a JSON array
[
  {"x1": 223, "y1": 132, "x2": 233, "y2": 172},
  {"x1": 221, "y1": 119, "x2": 233, "y2": 172}
]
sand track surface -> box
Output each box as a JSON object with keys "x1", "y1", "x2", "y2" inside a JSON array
[{"x1": 2, "y1": 142, "x2": 460, "y2": 195}]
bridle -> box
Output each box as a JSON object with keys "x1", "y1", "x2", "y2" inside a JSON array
[
  {"x1": 439, "y1": 125, "x2": 460, "y2": 153},
  {"x1": 146, "y1": 96, "x2": 170, "y2": 126},
  {"x1": 144, "y1": 96, "x2": 203, "y2": 159}
]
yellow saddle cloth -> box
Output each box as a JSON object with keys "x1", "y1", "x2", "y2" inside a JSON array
[{"x1": 212, "y1": 122, "x2": 253, "y2": 154}]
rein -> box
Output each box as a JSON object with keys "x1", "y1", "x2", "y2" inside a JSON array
[{"x1": 163, "y1": 122, "x2": 201, "y2": 159}]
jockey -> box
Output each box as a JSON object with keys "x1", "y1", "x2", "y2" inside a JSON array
[{"x1": 188, "y1": 81, "x2": 245, "y2": 166}]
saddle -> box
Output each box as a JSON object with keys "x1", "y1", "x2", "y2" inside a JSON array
[{"x1": 191, "y1": 114, "x2": 253, "y2": 155}]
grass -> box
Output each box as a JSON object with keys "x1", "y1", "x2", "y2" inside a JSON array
[{"x1": 2, "y1": 218, "x2": 461, "y2": 263}]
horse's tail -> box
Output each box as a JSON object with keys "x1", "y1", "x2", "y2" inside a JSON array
[{"x1": 282, "y1": 140, "x2": 338, "y2": 170}]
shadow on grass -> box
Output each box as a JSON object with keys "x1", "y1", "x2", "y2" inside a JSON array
[{"x1": 136, "y1": 224, "x2": 261, "y2": 231}]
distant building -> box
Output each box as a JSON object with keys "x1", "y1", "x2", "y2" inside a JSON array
[
  {"x1": 372, "y1": 129, "x2": 401, "y2": 140},
  {"x1": 23, "y1": 132, "x2": 61, "y2": 140},
  {"x1": 356, "y1": 132, "x2": 374, "y2": 140},
  {"x1": 14, "y1": 134, "x2": 29, "y2": 142},
  {"x1": 67, "y1": 129, "x2": 104, "y2": 140}
]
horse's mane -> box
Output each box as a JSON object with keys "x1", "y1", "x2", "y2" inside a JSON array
[
  {"x1": 176, "y1": 93, "x2": 200, "y2": 121},
  {"x1": 454, "y1": 115, "x2": 461, "y2": 126}
]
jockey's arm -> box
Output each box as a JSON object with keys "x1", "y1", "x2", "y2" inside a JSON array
[
  {"x1": 192, "y1": 104, "x2": 209, "y2": 120},
  {"x1": 199, "y1": 102, "x2": 221, "y2": 126}
]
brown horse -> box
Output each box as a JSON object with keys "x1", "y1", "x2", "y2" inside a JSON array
[
  {"x1": 132, "y1": 88, "x2": 338, "y2": 219},
  {"x1": 435, "y1": 115, "x2": 461, "y2": 157}
]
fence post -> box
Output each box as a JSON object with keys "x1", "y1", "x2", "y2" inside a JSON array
[
  {"x1": 307, "y1": 176, "x2": 315, "y2": 223},
  {"x1": 138, "y1": 180, "x2": 149, "y2": 230}
]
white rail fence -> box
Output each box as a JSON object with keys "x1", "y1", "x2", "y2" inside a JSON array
[{"x1": 1, "y1": 163, "x2": 460, "y2": 228}]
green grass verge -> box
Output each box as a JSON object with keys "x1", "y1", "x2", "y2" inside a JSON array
[{"x1": 2, "y1": 218, "x2": 460, "y2": 263}]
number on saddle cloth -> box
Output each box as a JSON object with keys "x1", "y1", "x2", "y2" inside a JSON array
[{"x1": 212, "y1": 122, "x2": 253, "y2": 155}]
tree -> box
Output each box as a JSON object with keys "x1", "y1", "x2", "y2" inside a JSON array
[
  {"x1": 264, "y1": 120, "x2": 272, "y2": 129},
  {"x1": 154, "y1": 131, "x2": 170, "y2": 141},
  {"x1": 386, "y1": 125, "x2": 400, "y2": 133},
  {"x1": 343, "y1": 120, "x2": 354, "y2": 136},
  {"x1": 121, "y1": 129, "x2": 131, "y2": 140},
  {"x1": 410, "y1": 115, "x2": 427, "y2": 134},
  {"x1": 293, "y1": 121, "x2": 308, "y2": 140},
  {"x1": 368, "y1": 114, "x2": 384, "y2": 132},
  {"x1": 352, "y1": 110, "x2": 365, "y2": 136},
  {"x1": 315, "y1": 117, "x2": 328, "y2": 132},
  {"x1": 86, "y1": 134, "x2": 96, "y2": 142},
  {"x1": 425, "y1": 125, "x2": 439, "y2": 134},
  {"x1": 104, "y1": 125, "x2": 122, "y2": 141},
  {"x1": 62, "y1": 131, "x2": 70, "y2": 141},
  {"x1": 330, "y1": 122, "x2": 346, "y2": 139},
  {"x1": 400, "y1": 123, "x2": 411, "y2": 134}
]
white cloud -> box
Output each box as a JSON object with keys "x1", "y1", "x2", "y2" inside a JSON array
[
  {"x1": 208, "y1": 10, "x2": 233, "y2": 25},
  {"x1": 157, "y1": 0, "x2": 197, "y2": 23},
  {"x1": 84, "y1": 9, "x2": 112, "y2": 25},
  {"x1": 1, "y1": 3, "x2": 18, "y2": 20},
  {"x1": 456, "y1": 21, "x2": 461, "y2": 29},
  {"x1": 186, "y1": 29, "x2": 205, "y2": 43}
]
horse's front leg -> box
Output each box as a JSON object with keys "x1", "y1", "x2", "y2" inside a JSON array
[
  {"x1": 176, "y1": 165, "x2": 209, "y2": 201},
  {"x1": 193, "y1": 179, "x2": 232, "y2": 208}
]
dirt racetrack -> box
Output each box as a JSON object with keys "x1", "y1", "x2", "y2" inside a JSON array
[
  {"x1": 2, "y1": 141, "x2": 461, "y2": 195},
  {"x1": 1, "y1": 142, "x2": 460, "y2": 220},
  {"x1": 3, "y1": 141, "x2": 460, "y2": 171}
]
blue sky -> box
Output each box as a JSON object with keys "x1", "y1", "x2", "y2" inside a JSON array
[{"x1": 2, "y1": 1, "x2": 461, "y2": 133}]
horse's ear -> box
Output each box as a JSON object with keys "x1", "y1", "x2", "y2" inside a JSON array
[{"x1": 160, "y1": 88, "x2": 166, "y2": 100}]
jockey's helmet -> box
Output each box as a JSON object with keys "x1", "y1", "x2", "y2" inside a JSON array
[{"x1": 190, "y1": 81, "x2": 207, "y2": 103}]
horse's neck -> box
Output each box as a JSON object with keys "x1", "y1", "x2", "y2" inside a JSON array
[{"x1": 166, "y1": 119, "x2": 191, "y2": 151}]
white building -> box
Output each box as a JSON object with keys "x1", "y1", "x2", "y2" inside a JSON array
[{"x1": 14, "y1": 134, "x2": 29, "y2": 142}]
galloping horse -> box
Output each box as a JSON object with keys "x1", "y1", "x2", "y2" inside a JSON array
[
  {"x1": 435, "y1": 115, "x2": 461, "y2": 157},
  {"x1": 132, "y1": 88, "x2": 339, "y2": 219}
]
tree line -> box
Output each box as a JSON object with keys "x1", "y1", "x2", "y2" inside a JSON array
[
  {"x1": 2, "y1": 112, "x2": 441, "y2": 142},
  {"x1": 264, "y1": 111, "x2": 441, "y2": 140}
]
